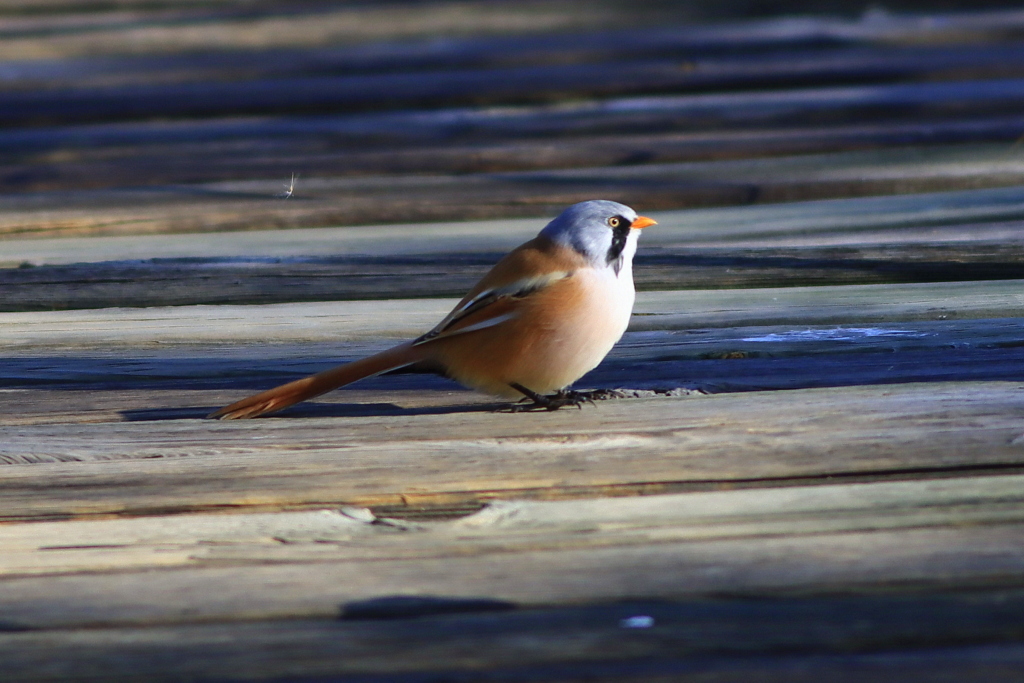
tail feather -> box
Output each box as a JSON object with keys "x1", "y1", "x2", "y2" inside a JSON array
[{"x1": 209, "y1": 342, "x2": 422, "y2": 419}]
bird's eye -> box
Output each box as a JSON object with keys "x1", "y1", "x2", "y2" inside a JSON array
[{"x1": 608, "y1": 216, "x2": 622, "y2": 228}]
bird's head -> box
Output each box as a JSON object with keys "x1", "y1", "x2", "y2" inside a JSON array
[{"x1": 540, "y1": 200, "x2": 656, "y2": 272}]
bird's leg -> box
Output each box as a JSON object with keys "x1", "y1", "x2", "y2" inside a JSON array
[
  {"x1": 505, "y1": 383, "x2": 595, "y2": 412},
  {"x1": 505, "y1": 382, "x2": 555, "y2": 411}
]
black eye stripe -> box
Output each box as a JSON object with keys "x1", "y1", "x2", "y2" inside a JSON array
[{"x1": 605, "y1": 217, "x2": 632, "y2": 269}]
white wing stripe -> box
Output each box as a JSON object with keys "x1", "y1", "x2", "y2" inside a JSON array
[{"x1": 442, "y1": 312, "x2": 517, "y2": 336}]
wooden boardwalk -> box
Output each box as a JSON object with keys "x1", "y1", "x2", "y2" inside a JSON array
[{"x1": 4, "y1": 2, "x2": 1024, "y2": 680}]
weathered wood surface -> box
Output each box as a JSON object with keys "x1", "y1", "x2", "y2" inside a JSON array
[
  {"x1": 2, "y1": 476, "x2": 1024, "y2": 679},
  {"x1": 7, "y1": 142, "x2": 1024, "y2": 238},
  {"x1": 8, "y1": 79, "x2": 1024, "y2": 155},
  {"x1": 6, "y1": 184, "x2": 1024, "y2": 263},
  {"x1": 5, "y1": 3, "x2": 1024, "y2": 61},
  {"x1": 6, "y1": 602, "x2": 1024, "y2": 683},
  {"x1": 7, "y1": 6, "x2": 1024, "y2": 235},
  {"x1": 4, "y1": 599, "x2": 1024, "y2": 682},
  {"x1": 4, "y1": 382, "x2": 1024, "y2": 518},
  {"x1": 3, "y1": 280, "x2": 1024, "y2": 423},
  {"x1": 7, "y1": 237, "x2": 1024, "y2": 309},
  {"x1": 6, "y1": 116, "x2": 1024, "y2": 198},
  {"x1": 13, "y1": 43, "x2": 1024, "y2": 127},
  {"x1": 0, "y1": 1, "x2": 713, "y2": 62},
  {"x1": 5, "y1": 278, "x2": 1024, "y2": 346},
  {"x1": 6, "y1": 2, "x2": 1024, "y2": 680},
  {"x1": 8, "y1": 6, "x2": 1024, "y2": 75},
  {"x1": 6, "y1": 316, "x2": 1024, "y2": 391},
  {"x1": 4, "y1": 474, "x2": 1024, "y2": 581},
  {"x1": 7, "y1": 184, "x2": 1024, "y2": 308}
]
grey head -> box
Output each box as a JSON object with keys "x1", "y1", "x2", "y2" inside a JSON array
[{"x1": 539, "y1": 200, "x2": 644, "y2": 274}]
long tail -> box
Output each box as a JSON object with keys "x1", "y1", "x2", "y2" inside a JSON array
[{"x1": 209, "y1": 341, "x2": 423, "y2": 419}]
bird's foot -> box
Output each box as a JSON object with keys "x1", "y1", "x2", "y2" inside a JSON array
[
  {"x1": 505, "y1": 391, "x2": 586, "y2": 412},
  {"x1": 502, "y1": 386, "x2": 624, "y2": 412}
]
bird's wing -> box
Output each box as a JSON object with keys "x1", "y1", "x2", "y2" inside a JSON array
[
  {"x1": 414, "y1": 270, "x2": 571, "y2": 345},
  {"x1": 413, "y1": 235, "x2": 586, "y2": 346}
]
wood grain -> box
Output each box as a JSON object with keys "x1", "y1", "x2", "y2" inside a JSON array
[
  {"x1": 2, "y1": 500, "x2": 1024, "y2": 629},
  {"x1": 5, "y1": 142, "x2": 1024, "y2": 238},
  {"x1": 2, "y1": 599, "x2": 1024, "y2": 681},
  {"x1": 4, "y1": 474, "x2": 1024, "y2": 575},
  {"x1": 4, "y1": 184, "x2": 1024, "y2": 266},
  {"x1": 7, "y1": 7, "x2": 1024, "y2": 84},
  {"x1": 13, "y1": 43, "x2": 1024, "y2": 127},
  {"x1": 1, "y1": 382, "x2": 1023, "y2": 520},
  {"x1": 6, "y1": 241, "x2": 1024, "y2": 311},
  {"x1": 7, "y1": 4, "x2": 1024, "y2": 679},
  {"x1": 8, "y1": 117, "x2": 1024, "y2": 196},
  {"x1": 0, "y1": 1, "x2": 661, "y2": 61},
  {"x1": 5, "y1": 279, "x2": 1022, "y2": 349}
]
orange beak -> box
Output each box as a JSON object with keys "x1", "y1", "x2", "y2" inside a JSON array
[{"x1": 630, "y1": 215, "x2": 657, "y2": 230}]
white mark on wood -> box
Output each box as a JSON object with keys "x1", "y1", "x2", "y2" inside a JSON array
[
  {"x1": 339, "y1": 506, "x2": 376, "y2": 524},
  {"x1": 742, "y1": 327, "x2": 929, "y2": 342}
]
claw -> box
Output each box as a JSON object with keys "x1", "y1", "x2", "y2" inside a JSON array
[{"x1": 500, "y1": 384, "x2": 626, "y2": 413}]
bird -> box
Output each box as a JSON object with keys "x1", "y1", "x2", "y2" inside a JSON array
[{"x1": 209, "y1": 200, "x2": 656, "y2": 419}]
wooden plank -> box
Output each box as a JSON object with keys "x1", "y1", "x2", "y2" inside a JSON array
[
  {"x1": 2, "y1": 598, "x2": 1024, "y2": 681},
  {"x1": 4, "y1": 315, "x2": 1024, "y2": 407},
  {"x1": 5, "y1": 143, "x2": 1024, "y2": 238},
  {"x1": 630, "y1": 280, "x2": 1024, "y2": 329},
  {"x1": 7, "y1": 116, "x2": 1024, "y2": 195},
  {"x1": 5, "y1": 281, "x2": 1023, "y2": 348},
  {"x1": 11, "y1": 8, "x2": 1024, "y2": 92},
  {"x1": 3, "y1": 280, "x2": 1023, "y2": 426},
  {"x1": 5, "y1": 77, "x2": 1024, "y2": 210},
  {"x1": 5, "y1": 314, "x2": 1024, "y2": 383},
  {"x1": 3, "y1": 474, "x2": 1024, "y2": 575},
  {"x1": 0, "y1": 1, "x2": 664, "y2": 61},
  {"x1": 6, "y1": 5, "x2": 1024, "y2": 64},
  {"x1": 1, "y1": 382, "x2": 1023, "y2": 519},
  {"x1": 0, "y1": 216, "x2": 541, "y2": 268},
  {"x1": 8, "y1": 78, "x2": 1024, "y2": 158},
  {"x1": 12, "y1": 43, "x2": 1024, "y2": 127},
  {"x1": 24, "y1": 520, "x2": 1018, "y2": 629},
  {"x1": 320, "y1": 76, "x2": 1024, "y2": 141},
  {"x1": 5, "y1": 185, "x2": 1024, "y2": 266},
  {"x1": 7, "y1": 240, "x2": 1024, "y2": 310},
  {"x1": 2, "y1": 499, "x2": 1024, "y2": 629},
  {"x1": 4, "y1": 339, "x2": 1024, "y2": 424}
]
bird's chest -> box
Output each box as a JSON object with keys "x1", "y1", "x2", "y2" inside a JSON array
[{"x1": 557, "y1": 264, "x2": 635, "y2": 352}]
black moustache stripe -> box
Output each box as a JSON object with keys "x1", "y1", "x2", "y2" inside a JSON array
[{"x1": 605, "y1": 221, "x2": 631, "y2": 270}]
